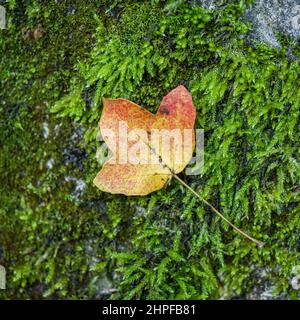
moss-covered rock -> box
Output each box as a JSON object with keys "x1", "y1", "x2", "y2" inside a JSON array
[{"x1": 0, "y1": 0, "x2": 299, "y2": 299}]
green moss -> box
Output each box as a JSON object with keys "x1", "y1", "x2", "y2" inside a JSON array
[{"x1": 1, "y1": 0, "x2": 300, "y2": 299}]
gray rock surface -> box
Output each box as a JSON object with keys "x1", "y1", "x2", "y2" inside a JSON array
[
  {"x1": 199, "y1": 0, "x2": 300, "y2": 47},
  {"x1": 245, "y1": 0, "x2": 300, "y2": 47}
]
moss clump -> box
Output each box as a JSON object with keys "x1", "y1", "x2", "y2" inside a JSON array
[{"x1": 1, "y1": 0, "x2": 300, "y2": 299}]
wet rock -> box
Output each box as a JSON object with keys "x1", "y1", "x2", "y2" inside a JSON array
[
  {"x1": 244, "y1": 0, "x2": 300, "y2": 47},
  {"x1": 135, "y1": 206, "x2": 146, "y2": 217},
  {"x1": 94, "y1": 275, "x2": 117, "y2": 299},
  {"x1": 220, "y1": 266, "x2": 291, "y2": 300},
  {"x1": 62, "y1": 126, "x2": 88, "y2": 172},
  {"x1": 65, "y1": 175, "x2": 87, "y2": 198},
  {"x1": 198, "y1": 0, "x2": 219, "y2": 10},
  {"x1": 46, "y1": 158, "x2": 55, "y2": 169},
  {"x1": 67, "y1": 4, "x2": 76, "y2": 15},
  {"x1": 42, "y1": 122, "x2": 49, "y2": 139},
  {"x1": 63, "y1": 147, "x2": 88, "y2": 171},
  {"x1": 198, "y1": 0, "x2": 300, "y2": 47}
]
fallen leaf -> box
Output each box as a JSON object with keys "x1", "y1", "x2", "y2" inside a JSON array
[
  {"x1": 93, "y1": 85, "x2": 196, "y2": 195},
  {"x1": 93, "y1": 85, "x2": 264, "y2": 246}
]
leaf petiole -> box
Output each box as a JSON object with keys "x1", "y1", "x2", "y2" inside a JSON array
[{"x1": 173, "y1": 174, "x2": 264, "y2": 247}]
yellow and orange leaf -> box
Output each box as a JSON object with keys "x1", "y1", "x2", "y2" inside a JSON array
[
  {"x1": 93, "y1": 85, "x2": 196, "y2": 195},
  {"x1": 93, "y1": 85, "x2": 264, "y2": 246}
]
